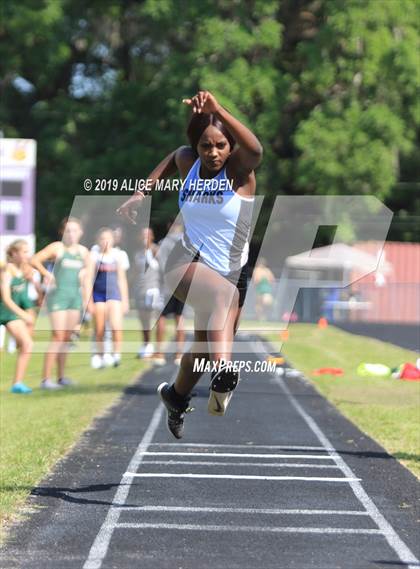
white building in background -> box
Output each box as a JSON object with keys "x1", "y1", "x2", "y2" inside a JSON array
[{"x1": 0, "y1": 138, "x2": 37, "y2": 261}]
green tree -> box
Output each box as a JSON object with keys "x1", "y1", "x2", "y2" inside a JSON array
[
  {"x1": 1, "y1": 0, "x2": 418, "y2": 245},
  {"x1": 290, "y1": 0, "x2": 419, "y2": 239}
]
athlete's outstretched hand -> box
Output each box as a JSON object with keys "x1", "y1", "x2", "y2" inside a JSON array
[
  {"x1": 182, "y1": 91, "x2": 220, "y2": 114},
  {"x1": 116, "y1": 193, "x2": 145, "y2": 225}
]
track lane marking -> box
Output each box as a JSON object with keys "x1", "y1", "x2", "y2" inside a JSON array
[
  {"x1": 140, "y1": 451, "x2": 335, "y2": 459},
  {"x1": 271, "y1": 371, "x2": 420, "y2": 569},
  {"x1": 112, "y1": 522, "x2": 383, "y2": 535},
  {"x1": 83, "y1": 403, "x2": 164, "y2": 569},
  {"x1": 117, "y1": 506, "x2": 369, "y2": 515},
  {"x1": 149, "y1": 443, "x2": 329, "y2": 450},
  {"x1": 124, "y1": 472, "x2": 360, "y2": 482},
  {"x1": 141, "y1": 460, "x2": 340, "y2": 468}
]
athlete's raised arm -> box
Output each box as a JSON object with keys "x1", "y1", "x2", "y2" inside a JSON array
[
  {"x1": 183, "y1": 90, "x2": 263, "y2": 173},
  {"x1": 116, "y1": 148, "x2": 182, "y2": 225}
]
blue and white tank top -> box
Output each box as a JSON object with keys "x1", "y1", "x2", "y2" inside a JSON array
[
  {"x1": 90, "y1": 247, "x2": 120, "y2": 295},
  {"x1": 179, "y1": 158, "x2": 254, "y2": 275}
]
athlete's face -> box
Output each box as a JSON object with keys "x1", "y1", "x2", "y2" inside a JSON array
[
  {"x1": 138, "y1": 228, "x2": 154, "y2": 248},
  {"x1": 98, "y1": 231, "x2": 114, "y2": 252},
  {"x1": 63, "y1": 222, "x2": 82, "y2": 246},
  {"x1": 12, "y1": 245, "x2": 30, "y2": 265},
  {"x1": 112, "y1": 227, "x2": 123, "y2": 245},
  {"x1": 197, "y1": 126, "x2": 231, "y2": 174}
]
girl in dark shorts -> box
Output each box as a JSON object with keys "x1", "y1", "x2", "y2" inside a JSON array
[
  {"x1": 88, "y1": 227, "x2": 129, "y2": 369},
  {"x1": 118, "y1": 90, "x2": 262, "y2": 438}
]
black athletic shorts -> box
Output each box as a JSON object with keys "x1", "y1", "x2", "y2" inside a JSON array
[
  {"x1": 161, "y1": 294, "x2": 184, "y2": 317},
  {"x1": 164, "y1": 239, "x2": 249, "y2": 308}
]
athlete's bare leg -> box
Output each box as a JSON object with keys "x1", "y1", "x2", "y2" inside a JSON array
[
  {"x1": 6, "y1": 320, "x2": 33, "y2": 384},
  {"x1": 173, "y1": 304, "x2": 243, "y2": 397},
  {"x1": 107, "y1": 300, "x2": 123, "y2": 354},
  {"x1": 44, "y1": 310, "x2": 70, "y2": 378},
  {"x1": 94, "y1": 302, "x2": 106, "y2": 355},
  {"x1": 57, "y1": 309, "x2": 80, "y2": 378},
  {"x1": 158, "y1": 263, "x2": 244, "y2": 436},
  {"x1": 138, "y1": 309, "x2": 152, "y2": 345},
  {"x1": 165, "y1": 262, "x2": 239, "y2": 362},
  {"x1": 156, "y1": 314, "x2": 165, "y2": 356},
  {"x1": 174, "y1": 315, "x2": 209, "y2": 397},
  {"x1": 174, "y1": 313, "x2": 185, "y2": 357}
]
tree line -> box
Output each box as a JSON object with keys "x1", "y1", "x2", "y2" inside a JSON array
[{"x1": 1, "y1": 0, "x2": 419, "y2": 246}]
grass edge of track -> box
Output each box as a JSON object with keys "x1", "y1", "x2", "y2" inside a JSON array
[
  {"x1": 0, "y1": 348, "x2": 151, "y2": 544},
  {"x1": 263, "y1": 323, "x2": 420, "y2": 478}
]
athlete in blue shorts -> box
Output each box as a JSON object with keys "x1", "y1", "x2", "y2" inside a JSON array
[
  {"x1": 88, "y1": 227, "x2": 129, "y2": 368},
  {"x1": 118, "y1": 90, "x2": 263, "y2": 438}
]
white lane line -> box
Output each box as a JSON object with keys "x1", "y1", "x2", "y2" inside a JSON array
[
  {"x1": 149, "y1": 443, "x2": 329, "y2": 451},
  {"x1": 142, "y1": 460, "x2": 340, "y2": 469},
  {"x1": 117, "y1": 506, "x2": 369, "y2": 516},
  {"x1": 125, "y1": 472, "x2": 359, "y2": 482},
  {"x1": 112, "y1": 522, "x2": 383, "y2": 535},
  {"x1": 83, "y1": 403, "x2": 164, "y2": 569},
  {"x1": 272, "y1": 374, "x2": 420, "y2": 569},
  {"x1": 141, "y1": 451, "x2": 334, "y2": 460}
]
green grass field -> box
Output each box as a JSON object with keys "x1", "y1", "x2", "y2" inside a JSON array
[
  {"x1": 266, "y1": 324, "x2": 420, "y2": 477},
  {"x1": 0, "y1": 323, "x2": 152, "y2": 540}
]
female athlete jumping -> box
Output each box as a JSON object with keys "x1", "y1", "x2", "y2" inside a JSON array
[{"x1": 118, "y1": 90, "x2": 262, "y2": 438}]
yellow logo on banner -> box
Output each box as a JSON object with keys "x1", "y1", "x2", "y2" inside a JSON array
[{"x1": 12, "y1": 143, "x2": 27, "y2": 161}]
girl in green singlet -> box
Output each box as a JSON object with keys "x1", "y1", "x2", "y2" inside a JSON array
[
  {"x1": 0, "y1": 240, "x2": 38, "y2": 394},
  {"x1": 31, "y1": 217, "x2": 90, "y2": 389},
  {"x1": 252, "y1": 257, "x2": 275, "y2": 321}
]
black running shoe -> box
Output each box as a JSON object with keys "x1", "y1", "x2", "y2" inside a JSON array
[
  {"x1": 208, "y1": 364, "x2": 240, "y2": 416},
  {"x1": 157, "y1": 382, "x2": 194, "y2": 439}
]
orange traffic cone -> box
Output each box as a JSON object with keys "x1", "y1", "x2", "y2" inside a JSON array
[
  {"x1": 267, "y1": 356, "x2": 285, "y2": 365},
  {"x1": 280, "y1": 330, "x2": 289, "y2": 341},
  {"x1": 318, "y1": 317, "x2": 328, "y2": 329}
]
